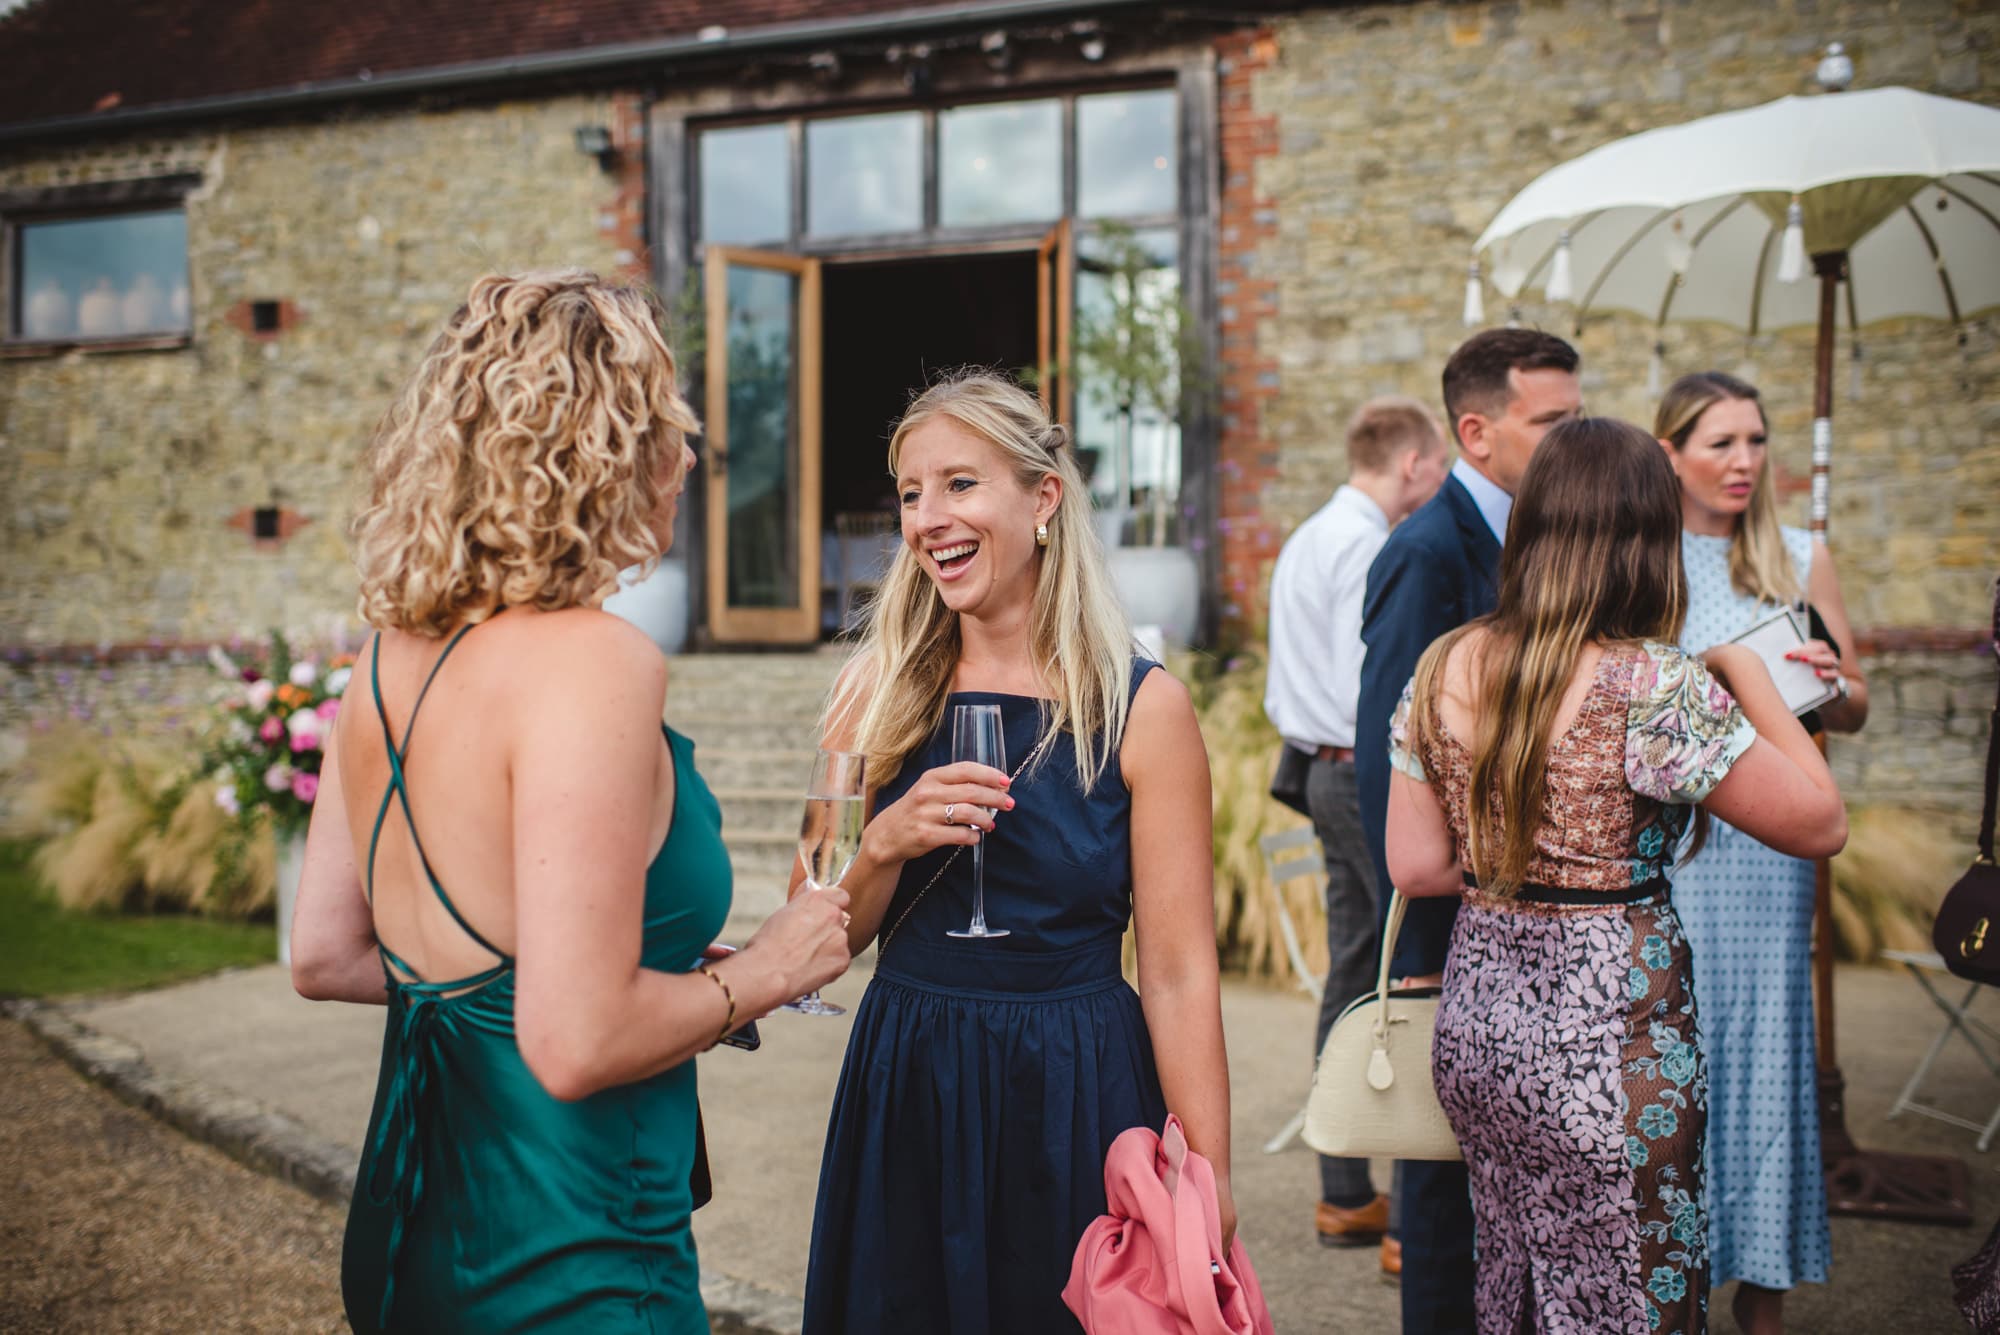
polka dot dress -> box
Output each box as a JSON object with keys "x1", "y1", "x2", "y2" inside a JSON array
[{"x1": 1675, "y1": 526, "x2": 1831, "y2": 1291}]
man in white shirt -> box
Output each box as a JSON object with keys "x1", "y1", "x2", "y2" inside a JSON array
[{"x1": 1264, "y1": 396, "x2": 1447, "y2": 1250}]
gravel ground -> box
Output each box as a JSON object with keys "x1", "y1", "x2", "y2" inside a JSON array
[{"x1": 0, "y1": 1018, "x2": 348, "y2": 1333}]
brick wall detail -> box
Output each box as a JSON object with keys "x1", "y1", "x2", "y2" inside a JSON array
[{"x1": 1213, "y1": 29, "x2": 1282, "y2": 629}]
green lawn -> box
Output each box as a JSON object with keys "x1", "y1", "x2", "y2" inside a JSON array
[{"x1": 0, "y1": 841, "x2": 278, "y2": 999}]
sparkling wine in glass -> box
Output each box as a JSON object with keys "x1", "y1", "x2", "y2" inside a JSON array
[
  {"x1": 783, "y1": 749, "x2": 866, "y2": 1017},
  {"x1": 946, "y1": 703, "x2": 1009, "y2": 941}
]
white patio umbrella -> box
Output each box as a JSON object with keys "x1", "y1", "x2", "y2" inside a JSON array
[
  {"x1": 1466, "y1": 79, "x2": 2000, "y2": 539},
  {"x1": 1467, "y1": 71, "x2": 2000, "y2": 1225}
]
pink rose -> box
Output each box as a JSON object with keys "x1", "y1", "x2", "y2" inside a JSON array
[
  {"x1": 315, "y1": 698, "x2": 342, "y2": 720},
  {"x1": 259, "y1": 716, "x2": 285, "y2": 743},
  {"x1": 290, "y1": 732, "x2": 317, "y2": 753},
  {"x1": 291, "y1": 771, "x2": 320, "y2": 803}
]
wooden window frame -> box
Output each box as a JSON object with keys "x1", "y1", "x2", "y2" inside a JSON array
[{"x1": 0, "y1": 173, "x2": 201, "y2": 358}]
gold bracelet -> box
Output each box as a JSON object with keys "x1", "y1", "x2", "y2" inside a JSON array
[{"x1": 696, "y1": 963, "x2": 736, "y2": 1049}]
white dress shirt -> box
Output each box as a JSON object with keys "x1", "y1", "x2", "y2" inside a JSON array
[
  {"x1": 1451, "y1": 456, "x2": 1512, "y2": 546},
  {"x1": 1264, "y1": 485, "x2": 1391, "y2": 751}
]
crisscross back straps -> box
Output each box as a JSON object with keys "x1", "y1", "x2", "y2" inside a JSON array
[{"x1": 365, "y1": 621, "x2": 511, "y2": 966}]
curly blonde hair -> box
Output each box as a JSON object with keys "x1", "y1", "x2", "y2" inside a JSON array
[{"x1": 351, "y1": 270, "x2": 699, "y2": 634}]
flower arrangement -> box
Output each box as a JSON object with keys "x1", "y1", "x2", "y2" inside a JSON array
[{"x1": 204, "y1": 633, "x2": 355, "y2": 835}]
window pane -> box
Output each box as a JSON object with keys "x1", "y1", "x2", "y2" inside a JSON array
[
  {"x1": 723, "y1": 263, "x2": 801, "y2": 610},
  {"x1": 1075, "y1": 228, "x2": 1181, "y2": 514},
  {"x1": 701, "y1": 123, "x2": 792, "y2": 245},
  {"x1": 807, "y1": 112, "x2": 922, "y2": 237},
  {"x1": 1077, "y1": 89, "x2": 1176, "y2": 219},
  {"x1": 939, "y1": 99, "x2": 1061, "y2": 227},
  {"x1": 17, "y1": 209, "x2": 189, "y2": 340}
]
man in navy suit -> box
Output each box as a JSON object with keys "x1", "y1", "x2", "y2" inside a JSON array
[{"x1": 1353, "y1": 328, "x2": 1581, "y2": 1331}]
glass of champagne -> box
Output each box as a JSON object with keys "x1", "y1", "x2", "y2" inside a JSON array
[
  {"x1": 783, "y1": 748, "x2": 866, "y2": 1017},
  {"x1": 945, "y1": 704, "x2": 1010, "y2": 940}
]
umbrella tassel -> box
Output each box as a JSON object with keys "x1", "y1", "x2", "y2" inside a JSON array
[
  {"x1": 1847, "y1": 341, "x2": 1863, "y2": 403},
  {"x1": 1462, "y1": 262, "x2": 1485, "y2": 327},
  {"x1": 1778, "y1": 196, "x2": 1808, "y2": 283},
  {"x1": 1647, "y1": 342, "x2": 1665, "y2": 397},
  {"x1": 1546, "y1": 232, "x2": 1575, "y2": 303}
]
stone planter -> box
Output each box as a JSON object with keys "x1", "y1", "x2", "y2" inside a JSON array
[
  {"x1": 275, "y1": 829, "x2": 306, "y2": 966},
  {"x1": 1106, "y1": 545, "x2": 1201, "y2": 651},
  {"x1": 602, "y1": 559, "x2": 691, "y2": 657}
]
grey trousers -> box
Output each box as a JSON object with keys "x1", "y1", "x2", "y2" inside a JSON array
[{"x1": 1309, "y1": 756, "x2": 1382, "y2": 1206}]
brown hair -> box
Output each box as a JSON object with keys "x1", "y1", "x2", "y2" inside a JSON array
[
  {"x1": 1441, "y1": 328, "x2": 1579, "y2": 446},
  {"x1": 1345, "y1": 395, "x2": 1446, "y2": 473},
  {"x1": 1654, "y1": 370, "x2": 1801, "y2": 605},
  {"x1": 1407, "y1": 417, "x2": 1706, "y2": 894},
  {"x1": 350, "y1": 270, "x2": 698, "y2": 635}
]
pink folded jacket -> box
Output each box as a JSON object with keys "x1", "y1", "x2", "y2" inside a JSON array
[{"x1": 1063, "y1": 1115, "x2": 1276, "y2": 1335}]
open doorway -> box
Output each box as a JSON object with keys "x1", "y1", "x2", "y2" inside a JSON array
[{"x1": 817, "y1": 249, "x2": 1037, "y2": 636}]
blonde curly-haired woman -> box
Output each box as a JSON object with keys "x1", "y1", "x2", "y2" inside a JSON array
[
  {"x1": 799, "y1": 371, "x2": 1234, "y2": 1334},
  {"x1": 290, "y1": 271, "x2": 852, "y2": 1334}
]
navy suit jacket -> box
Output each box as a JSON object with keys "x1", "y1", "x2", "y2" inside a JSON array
[{"x1": 1353, "y1": 473, "x2": 1502, "y2": 977}]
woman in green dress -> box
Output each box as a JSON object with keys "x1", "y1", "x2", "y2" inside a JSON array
[{"x1": 290, "y1": 270, "x2": 853, "y2": 1333}]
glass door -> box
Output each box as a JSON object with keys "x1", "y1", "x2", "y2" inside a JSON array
[{"x1": 703, "y1": 246, "x2": 823, "y2": 644}]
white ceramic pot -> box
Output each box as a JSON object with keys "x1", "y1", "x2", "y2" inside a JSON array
[
  {"x1": 602, "y1": 559, "x2": 691, "y2": 657},
  {"x1": 1105, "y1": 545, "x2": 1202, "y2": 650},
  {"x1": 276, "y1": 830, "x2": 306, "y2": 966}
]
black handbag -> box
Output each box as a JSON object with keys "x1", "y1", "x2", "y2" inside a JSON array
[
  {"x1": 1269, "y1": 743, "x2": 1313, "y2": 818},
  {"x1": 1931, "y1": 578, "x2": 2000, "y2": 986}
]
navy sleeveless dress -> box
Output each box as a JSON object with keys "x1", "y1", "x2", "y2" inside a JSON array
[{"x1": 802, "y1": 661, "x2": 1169, "y2": 1335}]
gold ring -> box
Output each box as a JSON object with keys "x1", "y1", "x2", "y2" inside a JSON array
[{"x1": 944, "y1": 803, "x2": 956, "y2": 825}]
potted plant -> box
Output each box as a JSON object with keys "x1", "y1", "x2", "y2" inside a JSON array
[
  {"x1": 203, "y1": 633, "x2": 352, "y2": 962},
  {"x1": 1072, "y1": 222, "x2": 1204, "y2": 649}
]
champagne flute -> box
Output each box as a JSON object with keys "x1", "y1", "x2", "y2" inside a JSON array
[
  {"x1": 782, "y1": 748, "x2": 866, "y2": 1017},
  {"x1": 945, "y1": 704, "x2": 1010, "y2": 940}
]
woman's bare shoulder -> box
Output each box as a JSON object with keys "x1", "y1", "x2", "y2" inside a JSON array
[{"x1": 486, "y1": 608, "x2": 669, "y2": 707}]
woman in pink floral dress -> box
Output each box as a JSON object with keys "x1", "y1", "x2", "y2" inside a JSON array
[{"x1": 1383, "y1": 417, "x2": 1846, "y2": 1334}]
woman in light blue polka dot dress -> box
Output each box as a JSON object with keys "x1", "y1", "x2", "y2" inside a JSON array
[{"x1": 1655, "y1": 373, "x2": 1870, "y2": 1335}]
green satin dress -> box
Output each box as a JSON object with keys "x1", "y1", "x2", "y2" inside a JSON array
[{"x1": 342, "y1": 626, "x2": 732, "y2": 1333}]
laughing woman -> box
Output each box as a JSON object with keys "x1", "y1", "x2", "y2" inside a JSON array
[{"x1": 799, "y1": 372, "x2": 1234, "y2": 1335}]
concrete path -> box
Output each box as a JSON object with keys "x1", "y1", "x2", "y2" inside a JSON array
[{"x1": 37, "y1": 956, "x2": 2000, "y2": 1332}]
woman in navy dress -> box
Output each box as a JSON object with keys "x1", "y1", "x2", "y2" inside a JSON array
[{"x1": 799, "y1": 372, "x2": 1234, "y2": 1334}]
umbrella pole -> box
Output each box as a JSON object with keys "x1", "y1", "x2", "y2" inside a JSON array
[{"x1": 1808, "y1": 253, "x2": 1972, "y2": 1225}]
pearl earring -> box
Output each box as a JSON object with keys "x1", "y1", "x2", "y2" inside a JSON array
[{"x1": 1035, "y1": 522, "x2": 1050, "y2": 548}]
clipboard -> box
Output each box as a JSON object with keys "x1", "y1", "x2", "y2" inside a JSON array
[{"x1": 1725, "y1": 606, "x2": 1839, "y2": 718}]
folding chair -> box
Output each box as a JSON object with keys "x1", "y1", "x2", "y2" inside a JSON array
[
  {"x1": 1258, "y1": 826, "x2": 1325, "y2": 1153},
  {"x1": 1882, "y1": 949, "x2": 2000, "y2": 1151}
]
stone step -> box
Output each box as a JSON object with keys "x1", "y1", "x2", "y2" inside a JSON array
[
  {"x1": 675, "y1": 718, "x2": 831, "y2": 753},
  {"x1": 665, "y1": 689, "x2": 827, "y2": 723},
  {"x1": 690, "y1": 748, "x2": 816, "y2": 792},
  {"x1": 665, "y1": 652, "x2": 850, "y2": 688},
  {"x1": 712, "y1": 788, "x2": 812, "y2": 835}
]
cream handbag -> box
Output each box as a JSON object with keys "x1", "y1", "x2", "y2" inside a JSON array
[{"x1": 1301, "y1": 891, "x2": 1462, "y2": 1161}]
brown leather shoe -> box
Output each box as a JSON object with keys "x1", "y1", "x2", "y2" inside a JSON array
[
  {"x1": 1380, "y1": 1235, "x2": 1402, "y2": 1281},
  {"x1": 1314, "y1": 1194, "x2": 1389, "y2": 1248}
]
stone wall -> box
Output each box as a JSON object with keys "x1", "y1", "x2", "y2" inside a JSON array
[
  {"x1": 0, "y1": 93, "x2": 643, "y2": 653},
  {"x1": 0, "y1": 93, "x2": 657, "y2": 794},
  {"x1": 1216, "y1": 0, "x2": 1999, "y2": 820}
]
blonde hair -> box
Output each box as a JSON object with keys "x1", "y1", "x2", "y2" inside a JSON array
[
  {"x1": 351, "y1": 270, "x2": 699, "y2": 634},
  {"x1": 1407, "y1": 419, "x2": 1705, "y2": 895},
  {"x1": 1654, "y1": 371, "x2": 1801, "y2": 605},
  {"x1": 831, "y1": 371, "x2": 1136, "y2": 793},
  {"x1": 1345, "y1": 395, "x2": 1445, "y2": 473}
]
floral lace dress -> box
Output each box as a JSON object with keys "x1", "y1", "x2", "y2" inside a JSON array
[{"x1": 1390, "y1": 642, "x2": 1755, "y2": 1335}]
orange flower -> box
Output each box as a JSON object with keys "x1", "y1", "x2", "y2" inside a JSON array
[{"x1": 277, "y1": 683, "x2": 310, "y2": 709}]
